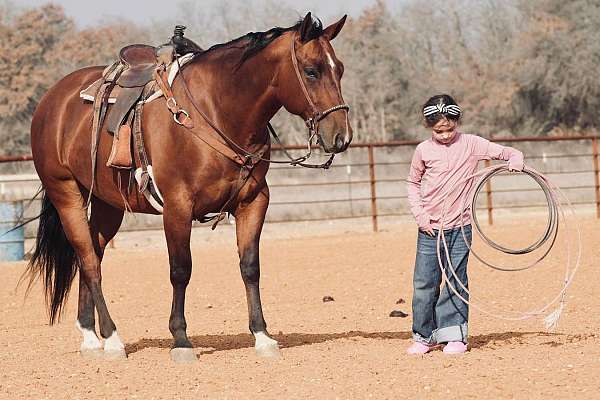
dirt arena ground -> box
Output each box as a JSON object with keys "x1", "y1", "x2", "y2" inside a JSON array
[{"x1": 0, "y1": 216, "x2": 598, "y2": 399}]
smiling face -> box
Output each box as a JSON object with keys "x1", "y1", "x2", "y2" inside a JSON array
[{"x1": 431, "y1": 117, "x2": 458, "y2": 144}]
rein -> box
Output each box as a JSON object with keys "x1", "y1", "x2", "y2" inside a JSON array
[{"x1": 174, "y1": 32, "x2": 349, "y2": 169}]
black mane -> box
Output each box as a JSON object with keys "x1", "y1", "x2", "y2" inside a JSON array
[{"x1": 201, "y1": 16, "x2": 324, "y2": 67}]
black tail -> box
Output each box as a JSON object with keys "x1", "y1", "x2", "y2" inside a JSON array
[{"x1": 22, "y1": 191, "x2": 80, "y2": 324}]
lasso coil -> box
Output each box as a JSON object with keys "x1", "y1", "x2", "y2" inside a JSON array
[{"x1": 436, "y1": 164, "x2": 581, "y2": 330}]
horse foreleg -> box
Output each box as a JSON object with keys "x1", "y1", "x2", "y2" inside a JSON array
[
  {"x1": 163, "y1": 204, "x2": 196, "y2": 363},
  {"x1": 235, "y1": 188, "x2": 280, "y2": 358}
]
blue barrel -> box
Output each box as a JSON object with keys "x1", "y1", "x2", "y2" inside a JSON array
[{"x1": 0, "y1": 201, "x2": 24, "y2": 262}]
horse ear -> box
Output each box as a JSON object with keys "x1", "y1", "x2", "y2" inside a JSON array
[
  {"x1": 299, "y1": 12, "x2": 313, "y2": 43},
  {"x1": 323, "y1": 15, "x2": 347, "y2": 41}
]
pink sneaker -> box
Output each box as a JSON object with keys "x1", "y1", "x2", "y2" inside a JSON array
[
  {"x1": 443, "y1": 341, "x2": 468, "y2": 354},
  {"x1": 407, "y1": 342, "x2": 435, "y2": 355}
]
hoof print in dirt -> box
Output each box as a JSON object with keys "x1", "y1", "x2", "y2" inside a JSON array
[
  {"x1": 322, "y1": 296, "x2": 335, "y2": 302},
  {"x1": 395, "y1": 298, "x2": 406, "y2": 304},
  {"x1": 389, "y1": 310, "x2": 408, "y2": 318}
]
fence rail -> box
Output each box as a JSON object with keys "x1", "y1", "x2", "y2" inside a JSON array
[{"x1": 1, "y1": 135, "x2": 599, "y2": 234}]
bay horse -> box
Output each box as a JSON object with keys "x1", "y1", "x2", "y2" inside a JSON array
[{"x1": 25, "y1": 13, "x2": 352, "y2": 362}]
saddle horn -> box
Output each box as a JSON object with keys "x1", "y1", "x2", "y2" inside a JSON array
[{"x1": 170, "y1": 25, "x2": 203, "y2": 56}]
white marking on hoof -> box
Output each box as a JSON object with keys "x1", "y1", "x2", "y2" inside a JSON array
[
  {"x1": 254, "y1": 331, "x2": 280, "y2": 358},
  {"x1": 103, "y1": 331, "x2": 126, "y2": 359},
  {"x1": 170, "y1": 347, "x2": 197, "y2": 363},
  {"x1": 75, "y1": 321, "x2": 102, "y2": 358}
]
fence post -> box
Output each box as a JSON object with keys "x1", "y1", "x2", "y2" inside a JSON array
[
  {"x1": 484, "y1": 159, "x2": 494, "y2": 225},
  {"x1": 368, "y1": 145, "x2": 378, "y2": 232},
  {"x1": 592, "y1": 137, "x2": 600, "y2": 219}
]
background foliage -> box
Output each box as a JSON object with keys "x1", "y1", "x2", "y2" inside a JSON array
[{"x1": 0, "y1": 0, "x2": 598, "y2": 154}]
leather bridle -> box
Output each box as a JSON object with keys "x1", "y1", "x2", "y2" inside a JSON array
[
  {"x1": 289, "y1": 32, "x2": 350, "y2": 150},
  {"x1": 176, "y1": 31, "x2": 350, "y2": 169}
]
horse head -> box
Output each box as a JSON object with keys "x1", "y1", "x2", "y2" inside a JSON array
[{"x1": 276, "y1": 13, "x2": 353, "y2": 154}]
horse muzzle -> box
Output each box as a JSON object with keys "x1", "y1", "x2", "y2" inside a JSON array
[{"x1": 318, "y1": 121, "x2": 352, "y2": 154}]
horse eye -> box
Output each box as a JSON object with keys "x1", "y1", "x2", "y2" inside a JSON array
[{"x1": 304, "y1": 67, "x2": 319, "y2": 80}]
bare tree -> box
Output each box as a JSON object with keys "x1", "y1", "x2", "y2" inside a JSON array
[
  {"x1": 0, "y1": 4, "x2": 149, "y2": 154},
  {"x1": 1, "y1": 0, "x2": 599, "y2": 156},
  {"x1": 510, "y1": 0, "x2": 600, "y2": 134},
  {"x1": 0, "y1": 4, "x2": 73, "y2": 153}
]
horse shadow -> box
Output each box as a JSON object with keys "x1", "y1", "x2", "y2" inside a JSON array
[{"x1": 125, "y1": 330, "x2": 565, "y2": 355}]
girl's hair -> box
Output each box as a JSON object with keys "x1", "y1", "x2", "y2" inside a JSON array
[{"x1": 422, "y1": 94, "x2": 462, "y2": 127}]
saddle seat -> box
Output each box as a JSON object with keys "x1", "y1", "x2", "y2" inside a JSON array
[
  {"x1": 117, "y1": 44, "x2": 161, "y2": 88},
  {"x1": 104, "y1": 44, "x2": 175, "y2": 140},
  {"x1": 120, "y1": 44, "x2": 158, "y2": 65}
]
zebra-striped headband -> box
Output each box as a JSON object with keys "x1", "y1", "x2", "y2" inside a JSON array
[{"x1": 423, "y1": 104, "x2": 461, "y2": 118}]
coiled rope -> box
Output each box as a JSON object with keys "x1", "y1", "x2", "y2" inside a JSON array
[{"x1": 436, "y1": 164, "x2": 581, "y2": 330}]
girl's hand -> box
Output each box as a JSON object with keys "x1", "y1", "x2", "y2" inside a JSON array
[
  {"x1": 417, "y1": 214, "x2": 435, "y2": 236},
  {"x1": 421, "y1": 226, "x2": 435, "y2": 236},
  {"x1": 508, "y1": 160, "x2": 524, "y2": 172}
]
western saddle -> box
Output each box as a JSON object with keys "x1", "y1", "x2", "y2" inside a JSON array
[{"x1": 85, "y1": 26, "x2": 202, "y2": 201}]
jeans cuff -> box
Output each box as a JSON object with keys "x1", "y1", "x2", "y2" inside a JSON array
[
  {"x1": 434, "y1": 323, "x2": 468, "y2": 343},
  {"x1": 412, "y1": 332, "x2": 435, "y2": 345}
]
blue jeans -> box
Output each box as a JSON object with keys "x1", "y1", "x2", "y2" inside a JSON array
[{"x1": 412, "y1": 225, "x2": 472, "y2": 344}]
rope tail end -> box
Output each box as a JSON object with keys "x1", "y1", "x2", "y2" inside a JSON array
[{"x1": 543, "y1": 301, "x2": 564, "y2": 332}]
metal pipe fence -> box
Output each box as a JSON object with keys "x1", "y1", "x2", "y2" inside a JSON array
[{"x1": 1, "y1": 135, "x2": 599, "y2": 235}]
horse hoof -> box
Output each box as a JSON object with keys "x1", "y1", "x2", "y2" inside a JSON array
[
  {"x1": 255, "y1": 343, "x2": 281, "y2": 358},
  {"x1": 80, "y1": 348, "x2": 104, "y2": 359},
  {"x1": 103, "y1": 348, "x2": 127, "y2": 360},
  {"x1": 103, "y1": 331, "x2": 126, "y2": 359},
  {"x1": 170, "y1": 347, "x2": 197, "y2": 363}
]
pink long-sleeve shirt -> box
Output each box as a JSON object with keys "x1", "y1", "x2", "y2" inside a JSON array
[{"x1": 406, "y1": 132, "x2": 524, "y2": 230}]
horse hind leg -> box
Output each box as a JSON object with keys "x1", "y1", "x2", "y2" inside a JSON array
[
  {"x1": 78, "y1": 196, "x2": 125, "y2": 359},
  {"x1": 76, "y1": 275, "x2": 102, "y2": 358},
  {"x1": 29, "y1": 180, "x2": 125, "y2": 359}
]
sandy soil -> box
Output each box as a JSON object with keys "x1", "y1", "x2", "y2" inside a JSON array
[{"x1": 1, "y1": 217, "x2": 598, "y2": 399}]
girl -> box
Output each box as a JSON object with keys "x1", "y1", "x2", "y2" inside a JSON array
[{"x1": 406, "y1": 94, "x2": 524, "y2": 354}]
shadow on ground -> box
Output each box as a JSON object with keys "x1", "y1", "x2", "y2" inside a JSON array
[
  {"x1": 125, "y1": 330, "x2": 571, "y2": 355},
  {"x1": 469, "y1": 331, "x2": 563, "y2": 349}
]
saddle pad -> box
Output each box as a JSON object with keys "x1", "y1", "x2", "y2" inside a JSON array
[{"x1": 79, "y1": 53, "x2": 195, "y2": 104}]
